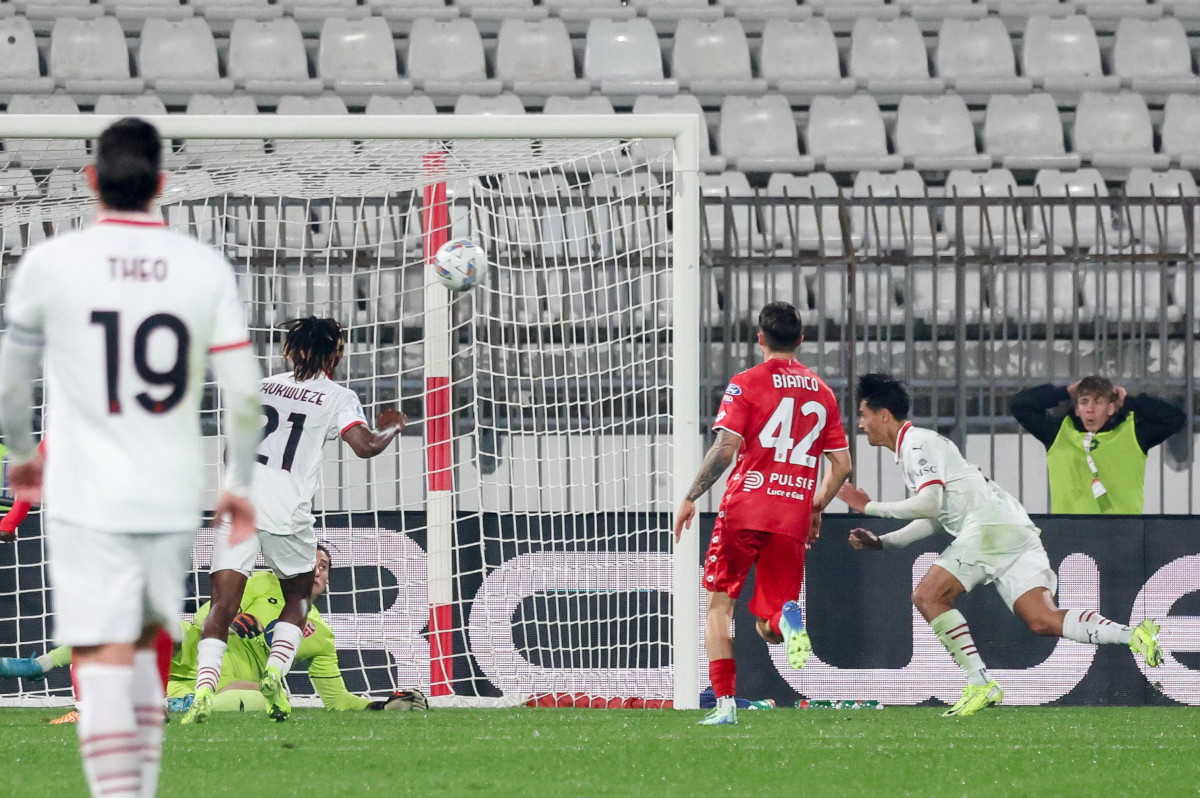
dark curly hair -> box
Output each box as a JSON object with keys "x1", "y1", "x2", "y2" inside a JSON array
[
  {"x1": 857, "y1": 373, "x2": 910, "y2": 421},
  {"x1": 282, "y1": 317, "x2": 345, "y2": 381}
]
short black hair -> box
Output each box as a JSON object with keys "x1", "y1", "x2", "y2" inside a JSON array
[
  {"x1": 316, "y1": 541, "x2": 332, "y2": 566},
  {"x1": 282, "y1": 317, "x2": 345, "y2": 381},
  {"x1": 95, "y1": 117, "x2": 162, "y2": 211},
  {"x1": 857, "y1": 373, "x2": 910, "y2": 420},
  {"x1": 758, "y1": 302, "x2": 803, "y2": 352}
]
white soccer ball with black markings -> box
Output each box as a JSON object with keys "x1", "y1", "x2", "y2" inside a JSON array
[{"x1": 432, "y1": 238, "x2": 487, "y2": 292}]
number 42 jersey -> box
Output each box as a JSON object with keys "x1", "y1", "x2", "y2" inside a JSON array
[
  {"x1": 252, "y1": 372, "x2": 367, "y2": 536},
  {"x1": 713, "y1": 358, "x2": 848, "y2": 538}
]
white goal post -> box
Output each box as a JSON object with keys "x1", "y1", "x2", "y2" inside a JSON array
[{"x1": 0, "y1": 114, "x2": 702, "y2": 710}]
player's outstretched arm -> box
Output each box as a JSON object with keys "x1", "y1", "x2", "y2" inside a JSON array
[
  {"x1": 0, "y1": 332, "x2": 44, "y2": 504},
  {"x1": 211, "y1": 344, "x2": 262, "y2": 544},
  {"x1": 343, "y1": 409, "x2": 406, "y2": 459},
  {"x1": 848, "y1": 528, "x2": 882, "y2": 550},
  {"x1": 673, "y1": 430, "x2": 740, "y2": 542},
  {"x1": 809, "y1": 449, "x2": 853, "y2": 547}
]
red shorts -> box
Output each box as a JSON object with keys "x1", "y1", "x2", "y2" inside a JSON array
[{"x1": 702, "y1": 516, "x2": 806, "y2": 620}]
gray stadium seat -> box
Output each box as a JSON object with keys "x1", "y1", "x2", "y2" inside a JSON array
[
  {"x1": 4, "y1": 95, "x2": 89, "y2": 170},
  {"x1": 50, "y1": 16, "x2": 145, "y2": 99},
  {"x1": 0, "y1": 169, "x2": 40, "y2": 254},
  {"x1": 991, "y1": 250, "x2": 1078, "y2": 323},
  {"x1": 21, "y1": 0, "x2": 104, "y2": 36},
  {"x1": 1075, "y1": 0, "x2": 1161, "y2": 32},
  {"x1": 816, "y1": 263, "x2": 904, "y2": 325},
  {"x1": 366, "y1": 0, "x2": 459, "y2": 29},
  {"x1": 274, "y1": 95, "x2": 352, "y2": 159},
  {"x1": 765, "y1": 171, "x2": 850, "y2": 254},
  {"x1": 1082, "y1": 263, "x2": 1172, "y2": 323},
  {"x1": 984, "y1": 93, "x2": 1081, "y2": 170},
  {"x1": 454, "y1": 94, "x2": 531, "y2": 162},
  {"x1": 139, "y1": 18, "x2": 233, "y2": 104},
  {"x1": 1032, "y1": 168, "x2": 1124, "y2": 251},
  {"x1": 807, "y1": 0, "x2": 898, "y2": 25},
  {"x1": 943, "y1": 169, "x2": 1041, "y2": 252},
  {"x1": 718, "y1": 94, "x2": 814, "y2": 174},
  {"x1": 102, "y1": 1, "x2": 193, "y2": 34},
  {"x1": 318, "y1": 17, "x2": 411, "y2": 101},
  {"x1": 584, "y1": 18, "x2": 677, "y2": 103},
  {"x1": 1112, "y1": 19, "x2": 1200, "y2": 100},
  {"x1": 631, "y1": 0, "x2": 723, "y2": 33},
  {"x1": 759, "y1": 18, "x2": 855, "y2": 103},
  {"x1": 849, "y1": 18, "x2": 945, "y2": 99},
  {"x1": 190, "y1": 0, "x2": 281, "y2": 35},
  {"x1": 701, "y1": 171, "x2": 761, "y2": 255},
  {"x1": 1162, "y1": 94, "x2": 1200, "y2": 169},
  {"x1": 1071, "y1": 91, "x2": 1169, "y2": 171},
  {"x1": 228, "y1": 18, "x2": 323, "y2": 100},
  {"x1": 936, "y1": 18, "x2": 1033, "y2": 101},
  {"x1": 0, "y1": 16, "x2": 54, "y2": 99},
  {"x1": 900, "y1": 0, "x2": 986, "y2": 24},
  {"x1": 722, "y1": 0, "x2": 810, "y2": 34},
  {"x1": 852, "y1": 170, "x2": 946, "y2": 254},
  {"x1": 495, "y1": 18, "x2": 590, "y2": 104},
  {"x1": 454, "y1": 0, "x2": 548, "y2": 35},
  {"x1": 277, "y1": 0, "x2": 369, "y2": 34},
  {"x1": 910, "y1": 261, "x2": 984, "y2": 324},
  {"x1": 806, "y1": 95, "x2": 904, "y2": 172},
  {"x1": 631, "y1": 95, "x2": 725, "y2": 173},
  {"x1": 406, "y1": 18, "x2": 501, "y2": 103},
  {"x1": 894, "y1": 95, "x2": 991, "y2": 171},
  {"x1": 671, "y1": 18, "x2": 767, "y2": 103},
  {"x1": 540, "y1": 0, "x2": 634, "y2": 34},
  {"x1": 1124, "y1": 168, "x2": 1198, "y2": 253},
  {"x1": 1021, "y1": 16, "x2": 1119, "y2": 101}
]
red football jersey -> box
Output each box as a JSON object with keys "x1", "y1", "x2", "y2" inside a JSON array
[{"x1": 713, "y1": 358, "x2": 848, "y2": 538}]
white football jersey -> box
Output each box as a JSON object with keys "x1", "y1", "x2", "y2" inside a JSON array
[
  {"x1": 5, "y1": 215, "x2": 251, "y2": 532},
  {"x1": 896, "y1": 422, "x2": 1038, "y2": 538},
  {"x1": 251, "y1": 372, "x2": 366, "y2": 536}
]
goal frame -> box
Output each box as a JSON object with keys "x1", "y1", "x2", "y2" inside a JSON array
[{"x1": 0, "y1": 113, "x2": 703, "y2": 710}]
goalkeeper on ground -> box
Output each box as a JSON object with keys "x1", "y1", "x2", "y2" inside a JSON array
[{"x1": 1, "y1": 543, "x2": 427, "y2": 713}]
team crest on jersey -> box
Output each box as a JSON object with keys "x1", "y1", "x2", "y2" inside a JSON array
[
  {"x1": 743, "y1": 471, "x2": 764, "y2": 491},
  {"x1": 724, "y1": 384, "x2": 742, "y2": 396},
  {"x1": 303, "y1": 622, "x2": 315, "y2": 638}
]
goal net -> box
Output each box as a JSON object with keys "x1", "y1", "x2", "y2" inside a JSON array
[{"x1": 0, "y1": 115, "x2": 702, "y2": 709}]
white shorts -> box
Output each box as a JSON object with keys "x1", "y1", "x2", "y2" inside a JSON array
[
  {"x1": 209, "y1": 523, "x2": 316, "y2": 579},
  {"x1": 934, "y1": 529, "x2": 1058, "y2": 612},
  {"x1": 46, "y1": 521, "x2": 193, "y2": 647}
]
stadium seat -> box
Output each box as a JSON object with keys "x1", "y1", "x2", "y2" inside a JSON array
[
  {"x1": 910, "y1": 261, "x2": 985, "y2": 324},
  {"x1": 276, "y1": 0, "x2": 369, "y2": 34},
  {"x1": 1032, "y1": 168, "x2": 1124, "y2": 251},
  {"x1": 806, "y1": 95, "x2": 904, "y2": 172},
  {"x1": 454, "y1": 94, "x2": 531, "y2": 163},
  {"x1": 274, "y1": 95, "x2": 352, "y2": 159},
  {"x1": 454, "y1": 0, "x2": 548, "y2": 34},
  {"x1": 590, "y1": 171, "x2": 668, "y2": 256},
  {"x1": 807, "y1": 0, "x2": 898, "y2": 25},
  {"x1": 1071, "y1": 91, "x2": 1169, "y2": 171},
  {"x1": 815, "y1": 263, "x2": 904, "y2": 325},
  {"x1": 1124, "y1": 168, "x2": 1198, "y2": 253},
  {"x1": 1075, "y1": 0, "x2": 1161, "y2": 32},
  {"x1": 0, "y1": 16, "x2": 54, "y2": 98},
  {"x1": 900, "y1": 0, "x2": 986, "y2": 25},
  {"x1": 1082, "y1": 262, "x2": 1172, "y2": 323},
  {"x1": 894, "y1": 95, "x2": 991, "y2": 172},
  {"x1": 630, "y1": 0, "x2": 723, "y2": 32},
  {"x1": 540, "y1": 0, "x2": 634, "y2": 34},
  {"x1": 1161, "y1": 94, "x2": 1200, "y2": 169},
  {"x1": 93, "y1": 93, "x2": 169, "y2": 116},
  {"x1": 318, "y1": 17, "x2": 411, "y2": 101},
  {"x1": 583, "y1": 18, "x2": 677, "y2": 103},
  {"x1": 367, "y1": 0, "x2": 459, "y2": 29},
  {"x1": 190, "y1": 0, "x2": 282, "y2": 35},
  {"x1": 984, "y1": 94, "x2": 1081, "y2": 170},
  {"x1": 407, "y1": 18, "x2": 501, "y2": 103},
  {"x1": 49, "y1": 17, "x2": 145, "y2": 99},
  {"x1": 101, "y1": 1, "x2": 192, "y2": 33},
  {"x1": 0, "y1": 169, "x2": 40, "y2": 254},
  {"x1": 722, "y1": 0, "x2": 810, "y2": 33},
  {"x1": 1112, "y1": 19, "x2": 1199, "y2": 100},
  {"x1": 718, "y1": 94, "x2": 814, "y2": 174},
  {"x1": 543, "y1": 95, "x2": 624, "y2": 172},
  {"x1": 992, "y1": 253, "x2": 1079, "y2": 323},
  {"x1": 848, "y1": 18, "x2": 945, "y2": 99},
  {"x1": 4, "y1": 95, "x2": 89, "y2": 170},
  {"x1": 765, "y1": 171, "x2": 852, "y2": 254},
  {"x1": 228, "y1": 18, "x2": 323, "y2": 100},
  {"x1": 700, "y1": 171, "x2": 761, "y2": 255},
  {"x1": 631, "y1": 95, "x2": 726, "y2": 173},
  {"x1": 1021, "y1": 16, "x2": 1119, "y2": 100},
  {"x1": 21, "y1": 0, "x2": 104, "y2": 36},
  {"x1": 365, "y1": 94, "x2": 437, "y2": 114},
  {"x1": 184, "y1": 94, "x2": 265, "y2": 168},
  {"x1": 671, "y1": 19, "x2": 766, "y2": 103},
  {"x1": 935, "y1": 18, "x2": 1033, "y2": 101},
  {"x1": 759, "y1": 18, "x2": 855, "y2": 103},
  {"x1": 943, "y1": 169, "x2": 1041, "y2": 252},
  {"x1": 495, "y1": 18, "x2": 590, "y2": 104},
  {"x1": 138, "y1": 18, "x2": 233, "y2": 104},
  {"x1": 852, "y1": 170, "x2": 946, "y2": 254}
]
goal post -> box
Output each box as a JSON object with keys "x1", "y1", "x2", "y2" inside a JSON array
[{"x1": 0, "y1": 113, "x2": 702, "y2": 710}]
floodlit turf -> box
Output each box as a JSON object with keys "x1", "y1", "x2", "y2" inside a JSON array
[{"x1": 2, "y1": 706, "x2": 1196, "y2": 797}]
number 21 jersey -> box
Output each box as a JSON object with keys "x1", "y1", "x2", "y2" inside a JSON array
[
  {"x1": 713, "y1": 358, "x2": 848, "y2": 538},
  {"x1": 252, "y1": 372, "x2": 366, "y2": 536}
]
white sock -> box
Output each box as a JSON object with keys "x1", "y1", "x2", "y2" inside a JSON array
[
  {"x1": 76, "y1": 663, "x2": 141, "y2": 798},
  {"x1": 194, "y1": 638, "x2": 227, "y2": 693},
  {"x1": 930, "y1": 610, "x2": 990, "y2": 685},
  {"x1": 1062, "y1": 609, "x2": 1132, "y2": 646},
  {"x1": 132, "y1": 651, "x2": 164, "y2": 798},
  {"x1": 716, "y1": 695, "x2": 737, "y2": 713},
  {"x1": 266, "y1": 622, "x2": 302, "y2": 677}
]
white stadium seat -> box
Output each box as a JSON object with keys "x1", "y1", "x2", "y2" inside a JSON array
[
  {"x1": 849, "y1": 18, "x2": 945, "y2": 99},
  {"x1": 318, "y1": 17, "x2": 411, "y2": 100},
  {"x1": 406, "y1": 18, "x2": 501, "y2": 103},
  {"x1": 806, "y1": 95, "x2": 904, "y2": 172},
  {"x1": 1112, "y1": 18, "x2": 1200, "y2": 100},
  {"x1": 50, "y1": 16, "x2": 145, "y2": 99},
  {"x1": 227, "y1": 18, "x2": 323, "y2": 100},
  {"x1": 766, "y1": 171, "x2": 851, "y2": 255},
  {"x1": 139, "y1": 18, "x2": 234, "y2": 104},
  {"x1": 943, "y1": 169, "x2": 1041, "y2": 252},
  {"x1": 718, "y1": 93, "x2": 815, "y2": 174},
  {"x1": 5, "y1": 94, "x2": 89, "y2": 171},
  {"x1": 1124, "y1": 168, "x2": 1199, "y2": 253},
  {"x1": 894, "y1": 94, "x2": 991, "y2": 171},
  {"x1": 1071, "y1": 91, "x2": 1169, "y2": 170},
  {"x1": 631, "y1": 94, "x2": 725, "y2": 173},
  {"x1": 1021, "y1": 16, "x2": 1119, "y2": 100},
  {"x1": 936, "y1": 18, "x2": 1033, "y2": 100},
  {"x1": 759, "y1": 18, "x2": 855, "y2": 103},
  {"x1": 583, "y1": 18, "x2": 677, "y2": 102},
  {"x1": 670, "y1": 18, "x2": 766, "y2": 102},
  {"x1": 984, "y1": 93, "x2": 1081, "y2": 171},
  {"x1": 1032, "y1": 168, "x2": 1124, "y2": 251},
  {"x1": 0, "y1": 16, "x2": 54, "y2": 98},
  {"x1": 495, "y1": 18, "x2": 590, "y2": 103}
]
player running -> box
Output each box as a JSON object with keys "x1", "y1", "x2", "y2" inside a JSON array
[
  {"x1": 674, "y1": 302, "x2": 853, "y2": 726},
  {"x1": 0, "y1": 118, "x2": 261, "y2": 798},
  {"x1": 838, "y1": 373, "x2": 1164, "y2": 718},
  {"x1": 183, "y1": 316, "x2": 404, "y2": 724}
]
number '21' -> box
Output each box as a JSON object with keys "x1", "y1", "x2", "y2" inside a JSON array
[{"x1": 257, "y1": 405, "x2": 306, "y2": 472}]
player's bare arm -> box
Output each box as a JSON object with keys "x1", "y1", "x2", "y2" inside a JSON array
[
  {"x1": 808, "y1": 449, "x2": 853, "y2": 547},
  {"x1": 673, "y1": 429, "x2": 741, "y2": 542},
  {"x1": 848, "y1": 528, "x2": 882, "y2": 550},
  {"x1": 343, "y1": 408, "x2": 406, "y2": 458},
  {"x1": 837, "y1": 481, "x2": 872, "y2": 514}
]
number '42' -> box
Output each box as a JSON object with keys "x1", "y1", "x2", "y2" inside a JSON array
[{"x1": 758, "y1": 398, "x2": 827, "y2": 466}]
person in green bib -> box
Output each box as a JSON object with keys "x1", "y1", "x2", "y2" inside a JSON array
[{"x1": 1012, "y1": 377, "x2": 1187, "y2": 514}]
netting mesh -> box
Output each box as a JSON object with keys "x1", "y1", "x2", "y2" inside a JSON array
[{"x1": 0, "y1": 133, "x2": 680, "y2": 707}]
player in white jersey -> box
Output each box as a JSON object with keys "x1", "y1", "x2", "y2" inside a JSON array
[
  {"x1": 183, "y1": 316, "x2": 404, "y2": 724},
  {"x1": 836, "y1": 374, "x2": 1163, "y2": 718},
  {"x1": 0, "y1": 118, "x2": 261, "y2": 798}
]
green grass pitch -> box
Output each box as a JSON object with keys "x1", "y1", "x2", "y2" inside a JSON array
[{"x1": 2, "y1": 706, "x2": 1195, "y2": 796}]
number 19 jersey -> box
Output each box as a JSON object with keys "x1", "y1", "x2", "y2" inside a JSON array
[
  {"x1": 713, "y1": 358, "x2": 848, "y2": 539},
  {"x1": 252, "y1": 372, "x2": 366, "y2": 536}
]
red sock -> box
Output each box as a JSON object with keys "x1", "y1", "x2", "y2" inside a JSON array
[
  {"x1": 769, "y1": 610, "x2": 783, "y2": 638},
  {"x1": 155, "y1": 629, "x2": 173, "y2": 691},
  {"x1": 710, "y1": 658, "x2": 736, "y2": 699}
]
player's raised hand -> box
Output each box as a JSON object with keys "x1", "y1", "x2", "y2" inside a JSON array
[
  {"x1": 673, "y1": 499, "x2": 695, "y2": 543},
  {"x1": 9, "y1": 454, "x2": 43, "y2": 506},
  {"x1": 376, "y1": 408, "x2": 406, "y2": 432},
  {"x1": 849, "y1": 528, "x2": 882, "y2": 550},
  {"x1": 215, "y1": 491, "x2": 256, "y2": 545},
  {"x1": 837, "y1": 482, "x2": 871, "y2": 514}
]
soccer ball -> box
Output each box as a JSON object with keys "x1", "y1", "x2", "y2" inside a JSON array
[{"x1": 432, "y1": 238, "x2": 487, "y2": 292}]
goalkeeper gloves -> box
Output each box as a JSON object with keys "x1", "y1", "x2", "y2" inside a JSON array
[
  {"x1": 230, "y1": 613, "x2": 263, "y2": 638},
  {"x1": 367, "y1": 689, "x2": 429, "y2": 712}
]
